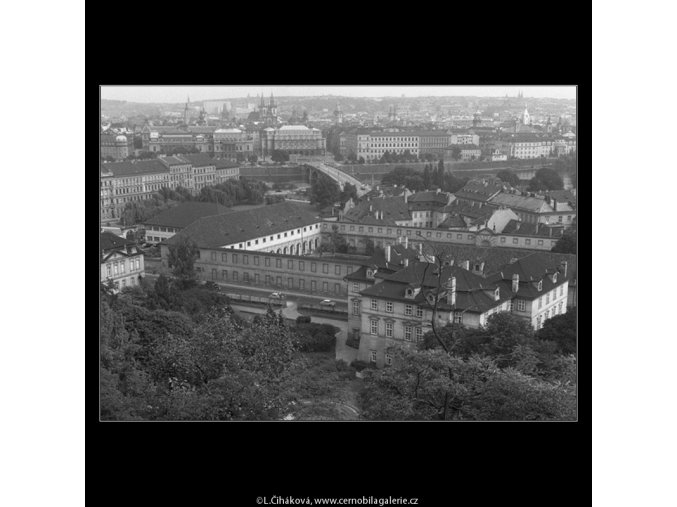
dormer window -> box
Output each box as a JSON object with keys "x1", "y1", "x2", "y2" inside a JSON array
[
  {"x1": 494, "y1": 288, "x2": 500, "y2": 301},
  {"x1": 552, "y1": 273, "x2": 558, "y2": 283},
  {"x1": 426, "y1": 293, "x2": 435, "y2": 306},
  {"x1": 405, "y1": 288, "x2": 414, "y2": 298},
  {"x1": 537, "y1": 280, "x2": 543, "y2": 291},
  {"x1": 366, "y1": 269, "x2": 374, "y2": 279}
]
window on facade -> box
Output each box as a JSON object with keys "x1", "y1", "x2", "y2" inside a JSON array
[
  {"x1": 265, "y1": 257, "x2": 270, "y2": 267},
  {"x1": 222, "y1": 270, "x2": 228, "y2": 280},
  {"x1": 416, "y1": 306, "x2": 423, "y2": 318},
  {"x1": 513, "y1": 238, "x2": 518, "y2": 244},
  {"x1": 243, "y1": 255, "x2": 249, "y2": 265},
  {"x1": 517, "y1": 299, "x2": 526, "y2": 311},
  {"x1": 385, "y1": 352, "x2": 392, "y2": 366},
  {"x1": 386, "y1": 301, "x2": 393, "y2": 313},
  {"x1": 404, "y1": 326, "x2": 413, "y2": 342},
  {"x1": 405, "y1": 304, "x2": 413, "y2": 316},
  {"x1": 352, "y1": 282, "x2": 360, "y2": 292},
  {"x1": 416, "y1": 327, "x2": 423, "y2": 342},
  {"x1": 370, "y1": 320, "x2": 378, "y2": 335},
  {"x1": 370, "y1": 350, "x2": 377, "y2": 363},
  {"x1": 546, "y1": 293, "x2": 550, "y2": 304},
  {"x1": 276, "y1": 259, "x2": 282, "y2": 268},
  {"x1": 559, "y1": 285, "x2": 564, "y2": 296},
  {"x1": 371, "y1": 299, "x2": 378, "y2": 311},
  {"x1": 106, "y1": 265, "x2": 111, "y2": 277},
  {"x1": 211, "y1": 252, "x2": 217, "y2": 261},
  {"x1": 385, "y1": 322, "x2": 393, "y2": 337},
  {"x1": 288, "y1": 260, "x2": 293, "y2": 270},
  {"x1": 323, "y1": 264, "x2": 329, "y2": 274},
  {"x1": 352, "y1": 300, "x2": 360, "y2": 316},
  {"x1": 232, "y1": 254, "x2": 238, "y2": 264},
  {"x1": 335, "y1": 265, "x2": 341, "y2": 275}
]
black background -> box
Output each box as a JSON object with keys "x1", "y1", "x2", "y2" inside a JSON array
[{"x1": 88, "y1": 5, "x2": 589, "y2": 504}]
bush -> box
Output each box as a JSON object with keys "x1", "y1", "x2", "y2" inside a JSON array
[
  {"x1": 296, "y1": 315, "x2": 312, "y2": 324},
  {"x1": 294, "y1": 323, "x2": 338, "y2": 352}
]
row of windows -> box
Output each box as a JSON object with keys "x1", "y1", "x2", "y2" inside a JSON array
[
  {"x1": 105, "y1": 258, "x2": 141, "y2": 277},
  {"x1": 209, "y1": 268, "x2": 343, "y2": 293},
  {"x1": 206, "y1": 251, "x2": 345, "y2": 275},
  {"x1": 537, "y1": 284, "x2": 566, "y2": 308},
  {"x1": 369, "y1": 319, "x2": 425, "y2": 342}
]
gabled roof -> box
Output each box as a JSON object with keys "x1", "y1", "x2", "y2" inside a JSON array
[
  {"x1": 164, "y1": 202, "x2": 322, "y2": 249},
  {"x1": 100, "y1": 231, "x2": 133, "y2": 251},
  {"x1": 143, "y1": 202, "x2": 234, "y2": 229},
  {"x1": 486, "y1": 251, "x2": 575, "y2": 299},
  {"x1": 489, "y1": 193, "x2": 553, "y2": 213},
  {"x1": 359, "y1": 261, "x2": 509, "y2": 314}
]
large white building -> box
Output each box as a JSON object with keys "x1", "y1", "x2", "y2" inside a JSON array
[
  {"x1": 161, "y1": 201, "x2": 324, "y2": 256},
  {"x1": 260, "y1": 125, "x2": 326, "y2": 157}
]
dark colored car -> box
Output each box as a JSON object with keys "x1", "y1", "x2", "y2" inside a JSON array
[{"x1": 203, "y1": 281, "x2": 221, "y2": 291}]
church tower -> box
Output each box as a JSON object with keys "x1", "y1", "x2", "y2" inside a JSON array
[
  {"x1": 521, "y1": 105, "x2": 531, "y2": 126},
  {"x1": 183, "y1": 95, "x2": 190, "y2": 125},
  {"x1": 269, "y1": 92, "x2": 277, "y2": 118},
  {"x1": 334, "y1": 102, "x2": 343, "y2": 125}
]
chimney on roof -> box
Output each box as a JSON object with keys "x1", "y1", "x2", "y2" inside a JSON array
[
  {"x1": 403, "y1": 236, "x2": 408, "y2": 249},
  {"x1": 462, "y1": 260, "x2": 470, "y2": 270},
  {"x1": 386, "y1": 244, "x2": 391, "y2": 263},
  {"x1": 404, "y1": 192, "x2": 408, "y2": 203},
  {"x1": 512, "y1": 273, "x2": 519, "y2": 293},
  {"x1": 418, "y1": 242, "x2": 423, "y2": 255},
  {"x1": 403, "y1": 257, "x2": 409, "y2": 267},
  {"x1": 552, "y1": 198, "x2": 558, "y2": 211},
  {"x1": 446, "y1": 276, "x2": 457, "y2": 306},
  {"x1": 560, "y1": 261, "x2": 568, "y2": 278},
  {"x1": 436, "y1": 188, "x2": 441, "y2": 194},
  {"x1": 369, "y1": 204, "x2": 373, "y2": 212}
]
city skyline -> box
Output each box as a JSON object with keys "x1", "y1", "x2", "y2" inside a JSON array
[{"x1": 101, "y1": 85, "x2": 577, "y2": 104}]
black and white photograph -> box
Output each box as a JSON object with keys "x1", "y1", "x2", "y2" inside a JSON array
[{"x1": 99, "y1": 85, "x2": 578, "y2": 422}]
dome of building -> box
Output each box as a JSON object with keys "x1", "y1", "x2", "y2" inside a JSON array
[{"x1": 115, "y1": 135, "x2": 127, "y2": 143}]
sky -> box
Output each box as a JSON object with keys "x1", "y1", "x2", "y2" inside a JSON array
[{"x1": 101, "y1": 85, "x2": 576, "y2": 103}]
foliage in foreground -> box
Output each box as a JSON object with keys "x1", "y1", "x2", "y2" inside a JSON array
[{"x1": 359, "y1": 312, "x2": 577, "y2": 421}]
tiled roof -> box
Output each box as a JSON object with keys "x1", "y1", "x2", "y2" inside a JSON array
[
  {"x1": 360, "y1": 262, "x2": 510, "y2": 314},
  {"x1": 455, "y1": 178, "x2": 507, "y2": 202},
  {"x1": 486, "y1": 252, "x2": 575, "y2": 299},
  {"x1": 165, "y1": 202, "x2": 322, "y2": 248},
  {"x1": 407, "y1": 191, "x2": 453, "y2": 207},
  {"x1": 213, "y1": 158, "x2": 240, "y2": 169},
  {"x1": 489, "y1": 193, "x2": 552, "y2": 212},
  {"x1": 343, "y1": 196, "x2": 411, "y2": 225},
  {"x1": 100, "y1": 232, "x2": 133, "y2": 252},
  {"x1": 159, "y1": 156, "x2": 190, "y2": 167},
  {"x1": 178, "y1": 153, "x2": 216, "y2": 167},
  {"x1": 103, "y1": 159, "x2": 168, "y2": 177},
  {"x1": 143, "y1": 202, "x2": 234, "y2": 229}
]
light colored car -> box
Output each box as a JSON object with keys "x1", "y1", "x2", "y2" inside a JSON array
[
  {"x1": 320, "y1": 299, "x2": 335, "y2": 308},
  {"x1": 270, "y1": 292, "x2": 285, "y2": 299}
]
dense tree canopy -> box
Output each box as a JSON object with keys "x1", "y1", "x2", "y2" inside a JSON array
[
  {"x1": 310, "y1": 173, "x2": 341, "y2": 209},
  {"x1": 496, "y1": 169, "x2": 521, "y2": 187},
  {"x1": 528, "y1": 168, "x2": 564, "y2": 191},
  {"x1": 552, "y1": 227, "x2": 576, "y2": 254}
]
